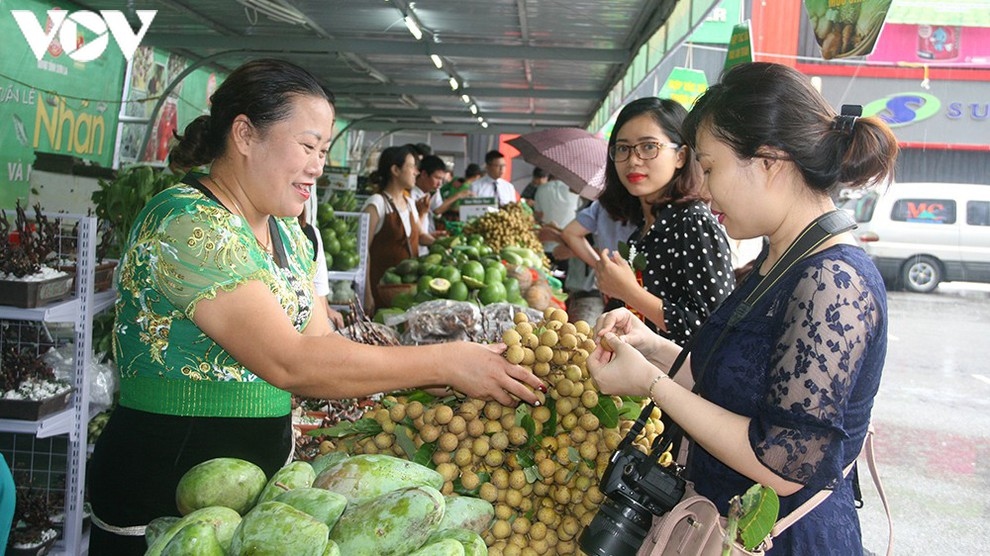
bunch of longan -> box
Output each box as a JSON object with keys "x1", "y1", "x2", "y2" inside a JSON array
[
  {"x1": 463, "y1": 202, "x2": 545, "y2": 258},
  {"x1": 341, "y1": 307, "x2": 667, "y2": 555}
]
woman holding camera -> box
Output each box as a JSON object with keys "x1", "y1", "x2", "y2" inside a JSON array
[{"x1": 589, "y1": 62, "x2": 897, "y2": 554}]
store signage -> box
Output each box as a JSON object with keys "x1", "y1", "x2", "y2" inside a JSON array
[
  {"x1": 804, "y1": 0, "x2": 892, "y2": 60},
  {"x1": 658, "y1": 68, "x2": 708, "y2": 109},
  {"x1": 12, "y1": 9, "x2": 156, "y2": 62},
  {"x1": 723, "y1": 21, "x2": 752, "y2": 70},
  {"x1": 863, "y1": 92, "x2": 941, "y2": 127}
]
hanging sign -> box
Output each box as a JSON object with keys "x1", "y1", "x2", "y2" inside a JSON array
[
  {"x1": 805, "y1": 0, "x2": 893, "y2": 59},
  {"x1": 658, "y1": 68, "x2": 709, "y2": 109},
  {"x1": 723, "y1": 21, "x2": 753, "y2": 70}
]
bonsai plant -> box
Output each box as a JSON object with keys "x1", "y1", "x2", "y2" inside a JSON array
[
  {"x1": 0, "y1": 324, "x2": 72, "y2": 417},
  {"x1": 7, "y1": 475, "x2": 58, "y2": 555},
  {"x1": 0, "y1": 203, "x2": 73, "y2": 308}
]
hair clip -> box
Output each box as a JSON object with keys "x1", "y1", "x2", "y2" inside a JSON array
[{"x1": 831, "y1": 104, "x2": 862, "y2": 135}]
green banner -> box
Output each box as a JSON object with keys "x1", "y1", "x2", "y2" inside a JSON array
[
  {"x1": 724, "y1": 21, "x2": 754, "y2": 70},
  {"x1": 117, "y1": 47, "x2": 221, "y2": 166},
  {"x1": 658, "y1": 67, "x2": 709, "y2": 109},
  {"x1": 0, "y1": 0, "x2": 126, "y2": 208},
  {"x1": 691, "y1": 0, "x2": 742, "y2": 45}
]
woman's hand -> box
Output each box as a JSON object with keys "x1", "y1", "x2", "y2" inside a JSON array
[
  {"x1": 595, "y1": 248, "x2": 638, "y2": 300},
  {"x1": 444, "y1": 342, "x2": 546, "y2": 406},
  {"x1": 594, "y1": 307, "x2": 658, "y2": 358},
  {"x1": 587, "y1": 333, "x2": 658, "y2": 397}
]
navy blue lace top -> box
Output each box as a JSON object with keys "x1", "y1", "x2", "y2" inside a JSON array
[{"x1": 686, "y1": 244, "x2": 887, "y2": 555}]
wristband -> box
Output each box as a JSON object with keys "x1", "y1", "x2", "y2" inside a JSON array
[{"x1": 648, "y1": 372, "x2": 669, "y2": 400}]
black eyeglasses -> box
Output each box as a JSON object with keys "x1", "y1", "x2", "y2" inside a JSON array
[{"x1": 608, "y1": 141, "x2": 680, "y2": 162}]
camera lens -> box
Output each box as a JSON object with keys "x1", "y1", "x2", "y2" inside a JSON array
[{"x1": 578, "y1": 496, "x2": 654, "y2": 556}]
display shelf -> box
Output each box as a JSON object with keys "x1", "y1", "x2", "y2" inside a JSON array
[
  {"x1": 0, "y1": 289, "x2": 116, "y2": 323},
  {"x1": 325, "y1": 211, "x2": 370, "y2": 309},
  {"x1": 0, "y1": 214, "x2": 99, "y2": 554}
]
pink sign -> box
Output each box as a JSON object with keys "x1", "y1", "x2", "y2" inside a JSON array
[{"x1": 869, "y1": 23, "x2": 990, "y2": 66}]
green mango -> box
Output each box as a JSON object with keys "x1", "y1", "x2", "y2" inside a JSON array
[
  {"x1": 228, "y1": 501, "x2": 329, "y2": 556},
  {"x1": 313, "y1": 454, "x2": 443, "y2": 505},
  {"x1": 425, "y1": 528, "x2": 487, "y2": 556},
  {"x1": 438, "y1": 495, "x2": 495, "y2": 534},
  {"x1": 256, "y1": 461, "x2": 316, "y2": 504},
  {"x1": 175, "y1": 457, "x2": 267, "y2": 515},
  {"x1": 329, "y1": 486, "x2": 445, "y2": 556},
  {"x1": 322, "y1": 540, "x2": 341, "y2": 556},
  {"x1": 146, "y1": 516, "x2": 181, "y2": 547},
  {"x1": 145, "y1": 506, "x2": 242, "y2": 556},
  {"x1": 274, "y1": 488, "x2": 347, "y2": 530},
  {"x1": 409, "y1": 538, "x2": 465, "y2": 556},
  {"x1": 161, "y1": 521, "x2": 225, "y2": 556},
  {"x1": 309, "y1": 452, "x2": 350, "y2": 477}
]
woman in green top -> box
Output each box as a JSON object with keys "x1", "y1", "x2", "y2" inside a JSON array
[{"x1": 87, "y1": 59, "x2": 544, "y2": 555}]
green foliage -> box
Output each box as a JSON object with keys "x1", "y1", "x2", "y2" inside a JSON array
[{"x1": 91, "y1": 165, "x2": 181, "y2": 259}]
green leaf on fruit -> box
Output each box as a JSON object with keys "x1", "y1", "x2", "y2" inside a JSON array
[
  {"x1": 394, "y1": 424, "x2": 418, "y2": 460},
  {"x1": 737, "y1": 484, "x2": 779, "y2": 550},
  {"x1": 590, "y1": 396, "x2": 619, "y2": 429},
  {"x1": 310, "y1": 417, "x2": 381, "y2": 439}
]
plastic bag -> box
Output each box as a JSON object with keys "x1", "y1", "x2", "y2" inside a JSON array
[
  {"x1": 44, "y1": 345, "x2": 118, "y2": 412},
  {"x1": 479, "y1": 303, "x2": 544, "y2": 343},
  {"x1": 386, "y1": 300, "x2": 482, "y2": 344}
]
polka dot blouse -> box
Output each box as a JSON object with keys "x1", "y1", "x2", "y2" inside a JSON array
[{"x1": 629, "y1": 200, "x2": 736, "y2": 345}]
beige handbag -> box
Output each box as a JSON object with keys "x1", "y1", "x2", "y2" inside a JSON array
[{"x1": 635, "y1": 428, "x2": 892, "y2": 556}]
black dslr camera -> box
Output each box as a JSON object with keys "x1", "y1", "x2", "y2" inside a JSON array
[{"x1": 578, "y1": 403, "x2": 686, "y2": 556}]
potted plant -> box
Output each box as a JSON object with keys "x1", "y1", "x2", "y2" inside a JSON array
[
  {"x1": 0, "y1": 326, "x2": 73, "y2": 421},
  {"x1": 7, "y1": 477, "x2": 58, "y2": 556},
  {"x1": 0, "y1": 203, "x2": 72, "y2": 309}
]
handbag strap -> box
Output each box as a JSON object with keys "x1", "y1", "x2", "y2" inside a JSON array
[{"x1": 769, "y1": 425, "x2": 893, "y2": 556}]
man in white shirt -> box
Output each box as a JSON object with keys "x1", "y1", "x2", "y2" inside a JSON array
[
  {"x1": 534, "y1": 177, "x2": 580, "y2": 275},
  {"x1": 410, "y1": 155, "x2": 448, "y2": 255},
  {"x1": 469, "y1": 150, "x2": 517, "y2": 206}
]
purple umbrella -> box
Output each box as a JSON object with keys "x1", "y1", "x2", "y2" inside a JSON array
[{"x1": 508, "y1": 128, "x2": 607, "y2": 200}]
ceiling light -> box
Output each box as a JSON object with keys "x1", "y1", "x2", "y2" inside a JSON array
[
  {"x1": 448, "y1": 77, "x2": 459, "y2": 91},
  {"x1": 477, "y1": 116, "x2": 484, "y2": 123},
  {"x1": 481, "y1": 121, "x2": 489, "y2": 129},
  {"x1": 236, "y1": 0, "x2": 309, "y2": 26},
  {"x1": 404, "y1": 15, "x2": 423, "y2": 40},
  {"x1": 430, "y1": 55, "x2": 443, "y2": 69},
  {"x1": 469, "y1": 104, "x2": 478, "y2": 114},
  {"x1": 460, "y1": 94, "x2": 470, "y2": 103}
]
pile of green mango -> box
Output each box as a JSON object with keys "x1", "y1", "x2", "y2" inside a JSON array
[
  {"x1": 316, "y1": 191, "x2": 363, "y2": 271},
  {"x1": 377, "y1": 234, "x2": 545, "y2": 312},
  {"x1": 145, "y1": 453, "x2": 494, "y2": 555}
]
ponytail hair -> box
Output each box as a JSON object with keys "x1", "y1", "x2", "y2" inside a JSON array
[{"x1": 683, "y1": 62, "x2": 898, "y2": 195}]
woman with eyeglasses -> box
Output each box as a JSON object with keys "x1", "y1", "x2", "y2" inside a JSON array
[{"x1": 592, "y1": 97, "x2": 735, "y2": 345}]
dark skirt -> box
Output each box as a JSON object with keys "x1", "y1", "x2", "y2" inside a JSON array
[{"x1": 87, "y1": 406, "x2": 291, "y2": 555}]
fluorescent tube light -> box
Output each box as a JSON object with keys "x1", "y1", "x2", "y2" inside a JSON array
[
  {"x1": 460, "y1": 94, "x2": 470, "y2": 103},
  {"x1": 469, "y1": 104, "x2": 478, "y2": 114},
  {"x1": 404, "y1": 16, "x2": 423, "y2": 40},
  {"x1": 430, "y1": 55, "x2": 443, "y2": 69},
  {"x1": 236, "y1": 0, "x2": 309, "y2": 26},
  {"x1": 481, "y1": 121, "x2": 489, "y2": 128},
  {"x1": 448, "y1": 76, "x2": 459, "y2": 90}
]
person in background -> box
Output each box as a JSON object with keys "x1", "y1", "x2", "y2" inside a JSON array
[
  {"x1": 297, "y1": 207, "x2": 345, "y2": 329},
  {"x1": 520, "y1": 167, "x2": 548, "y2": 207},
  {"x1": 0, "y1": 454, "x2": 14, "y2": 552},
  {"x1": 88, "y1": 59, "x2": 544, "y2": 555},
  {"x1": 590, "y1": 62, "x2": 898, "y2": 555},
  {"x1": 593, "y1": 97, "x2": 735, "y2": 345},
  {"x1": 363, "y1": 145, "x2": 434, "y2": 310},
  {"x1": 410, "y1": 154, "x2": 448, "y2": 255},
  {"x1": 533, "y1": 175, "x2": 581, "y2": 276},
  {"x1": 439, "y1": 162, "x2": 482, "y2": 222},
  {"x1": 470, "y1": 150, "x2": 517, "y2": 207}
]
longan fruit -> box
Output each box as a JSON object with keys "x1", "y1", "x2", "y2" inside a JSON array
[
  {"x1": 539, "y1": 329, "x2": 559, "y2": 347},
  {"x1": 513, "y1": 312, "x2": 529, "y2": 324},
  {"x1": 579, "y1": 412, "x2": 600, "y2": 431},
  {"x1": 515, "y1": 322, "x2": 533, "y2": 336},
  {"x1": 537, "y1": 458, "x2": 556, "y2": 479},
  {"x1": 479, "y1": 482, "x2": 498, "y2": 502},
  {"x1": 471, "y1": 436, "x2": 490, "y2": 457},
  {"x1": 531, "y1": 405, "x2": 551, "y2": 423},
  {"x1": 504, "y1": 489, "x2": 524, "y2": 509},
  {"x1": 559, "y1": 333, "x2": 578, "y2": 350},
  {"x1": 454, "y1": 446, "x2": 473, "y2": 467},
  {"x1": 461, "y1": 470, "x2": 481, "y2": 490},
  {"x1": 466, "y1": 418, "x2": 486, "y2": 438},
  {"x1": 406, "y1": 400, "x2": 424, "y2": 420},
  {"x1": 504, "y1": 344, "x2": 525, "y2": 364},
  {"x1": 492, "y1": 520, "x2": 512, "y2": 540},
  {"x1": 551, "y1": 308, "x2": 569, "y2": 323},
  {"x1": 438, "y1": 432, "x2": 458, "y2": 452},
  {"x1": 420, "y1": 424, "x2": 441, "y2": 442},
  {"x1": 508, "y1": 426, "x2": 528, "y2": 446},
  {"x1": 508, "y1": 469, "x2": 528, "y2": 490},
  {"x1": 446, "y1": 414, "x2": 466, "y2": 435},
  {"x1": 436, "y1": 462, "x2": 458, "y2": 482},
  {"x1": 502, "y1": 328, "x2": 522, "y2": 346},
  {"x1": 534, "y1": 345, "x2": 553, "y2": 363},
  {"x1": 523, "y1": 333, "x2": 540, "y2": 350},
  {"x1": 484, "y1": 449, "x2": 505, "y2": 467},
  {"x1": 388, "y1": 403, "x2": 406, "y2": 422},
  {"x1": 434, "y1": 404, "x2": 454, "y2": 425},
  {"x1": 520, "y1": 347, "x2": 536, "y2": 366},
  {"x1": 574, "y1": 320, "x2": 592, "y2": 335},
  {"x1": 531, "y1": 361, "x2": 550, "y2": 377},
  {"x1": 490, "y1": 431, "x2": 509, "y2": 450}
]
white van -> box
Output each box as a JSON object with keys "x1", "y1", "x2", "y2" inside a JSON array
[{"x1": 847, "y1": 182, "x2": 990, "y2": 293}]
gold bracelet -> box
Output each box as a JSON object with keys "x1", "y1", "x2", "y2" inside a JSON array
[{"x1": 648, "y1": 372, "x2": 669, "y2": 400}]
